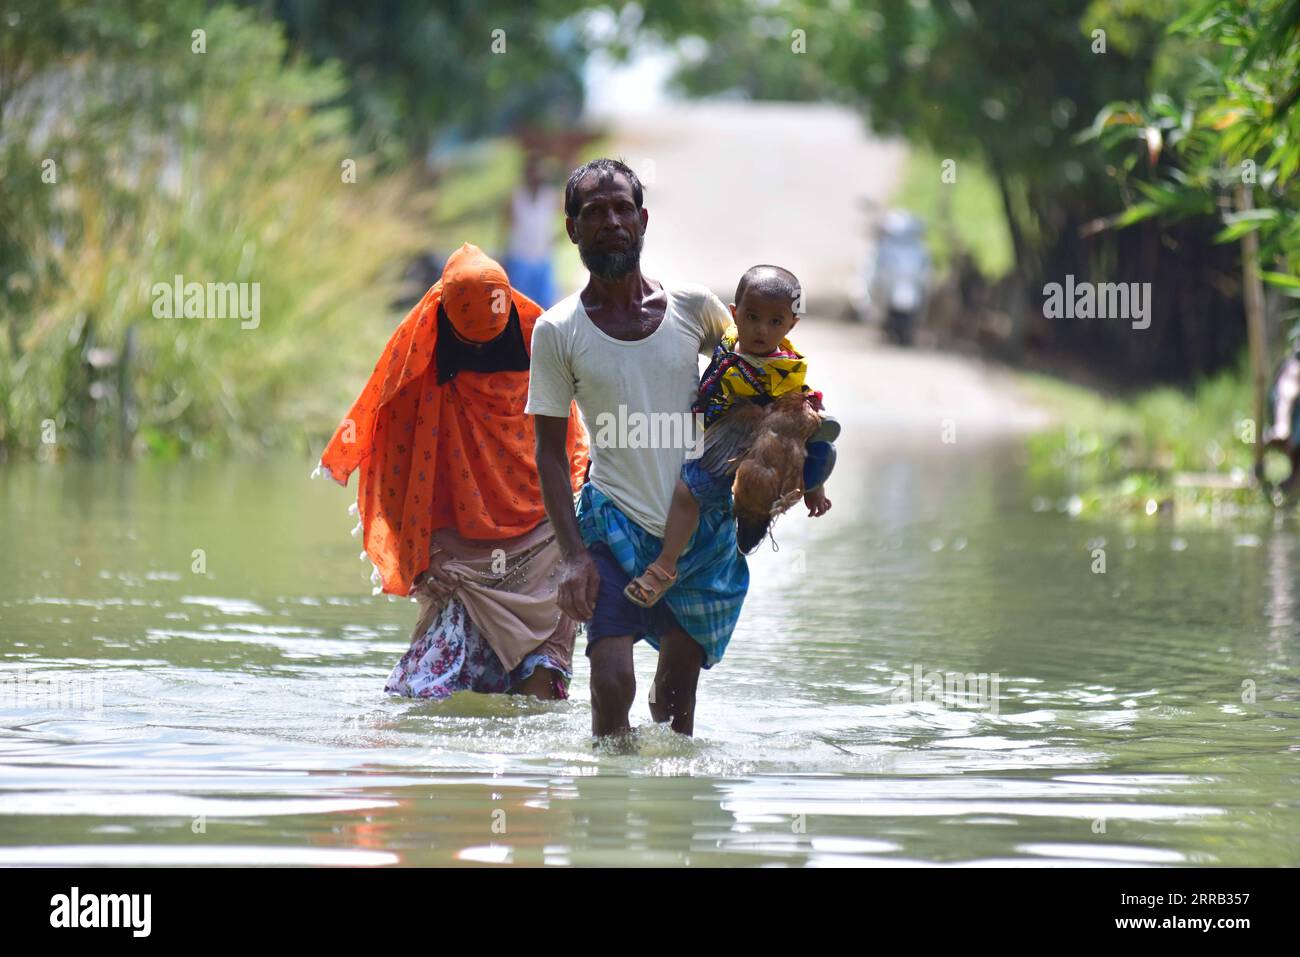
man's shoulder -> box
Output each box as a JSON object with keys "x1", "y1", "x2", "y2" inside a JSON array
[
  {"x1": 535, "y1": 291, "x2": 584, "y2": 329},
  {"x1": 664, "y1": 282, "x2": 728, "y2": 348},
  {"x1": 665, "y1": 281, "x2": 722, "y2": 313}
]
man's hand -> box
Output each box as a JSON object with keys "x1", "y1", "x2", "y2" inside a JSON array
[
  {"x1": 535, "y1": 413, "x2": 598, "y2": 621},
  {"x1": 804, "y1": 485, "x2": 832, "y2": 517},
  {"x1": 411, "y1": 551, "x2": 459, "y2": 605},
  {"x1": 557, "y1": 551, "x2": 600, "y2": 622}
]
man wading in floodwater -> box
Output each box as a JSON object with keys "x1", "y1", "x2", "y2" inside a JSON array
[{"x1": 526, "y1": 158, "x2": 748, "y2": 738}]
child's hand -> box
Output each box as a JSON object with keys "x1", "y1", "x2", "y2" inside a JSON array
[{"x1": 804, "y1": 485, "x2": 831, "y2": 517}]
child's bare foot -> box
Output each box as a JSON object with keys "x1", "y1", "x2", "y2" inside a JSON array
[
  {"x1": 804, "y1": 485, "x2": 832, "y2": 517},
  {"x1": 624, "y1": 561, "x2": 678, "y2": 608}
]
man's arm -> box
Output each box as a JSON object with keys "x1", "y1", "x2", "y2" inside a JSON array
[
  {"x1": 535, "y1": 415, "x2": 599, "y2": 621},
  {"x1": 534, "y1": 415, "x2": 587, "y2": 560},
  {"x1": 526, "y1": 319, "x2": 599, "y2": 620}
]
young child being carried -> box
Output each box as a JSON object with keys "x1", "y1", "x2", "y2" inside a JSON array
[{"x1": 624, "y1": 264, "x2": 839, "y2": 608}]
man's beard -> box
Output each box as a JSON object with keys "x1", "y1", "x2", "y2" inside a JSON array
[{"x1": 579, "y1": 232, "x2": 643, "y2": 281}]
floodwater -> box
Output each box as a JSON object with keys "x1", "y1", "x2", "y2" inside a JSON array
[{"x1": 2, "y1": 426, "x2": 1298, "y2": 867}]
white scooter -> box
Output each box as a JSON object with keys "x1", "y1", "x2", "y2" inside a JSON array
[{"x1": 860, "y1": 211, "x2": 931, "y2": 346}]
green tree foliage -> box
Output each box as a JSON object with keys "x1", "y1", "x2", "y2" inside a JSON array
[
  {"x1": 609, "y1": 0, "x2": 1256, "y2": 382},
  {"x1": 1086, "y1": 0, "x2": 1300, "y2": 331},
  {"x1": 241, "y1": 0, "x2": 591, "y2": 160},
  {"x1": 624, "y1": 0, "x2": 1165, "y2": 280},
  {"x1": 0, "y1": 1, "x2": 423, "y2": 458}
]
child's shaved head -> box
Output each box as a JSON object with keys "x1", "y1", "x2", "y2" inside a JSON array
[{"x1": 735, "y1": 265, "x2": 802, "y2": 310}]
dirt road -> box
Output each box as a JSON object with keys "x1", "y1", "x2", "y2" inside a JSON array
[
  {"x1": 605, "y1": 101, "x2": 1049, "y2": 437},
  {"x1": 604, "y1": 101, "x2": 905, "y2": 313}
]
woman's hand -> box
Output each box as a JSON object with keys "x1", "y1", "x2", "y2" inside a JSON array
[
  {"x1": 804, "y1": 485, "x2": 832, "y2": 517},
  {"x1": 412, "y1": 551, "x2": 459, "y2": 605}
]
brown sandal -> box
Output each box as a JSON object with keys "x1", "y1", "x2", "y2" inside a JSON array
[{"x1": 624, "y1": 561, "x2": 678, "y2": 608}]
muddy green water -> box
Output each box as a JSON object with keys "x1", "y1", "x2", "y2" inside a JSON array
[{"x1": 1, "y1": 430, "x2": 1297, "y2": 866}]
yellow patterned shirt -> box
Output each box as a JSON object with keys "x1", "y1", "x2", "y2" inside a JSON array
[{"x1": 692, "y1": 323, "x2": 813, "y2": 427}]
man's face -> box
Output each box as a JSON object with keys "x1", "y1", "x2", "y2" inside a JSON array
[{"x1": 566, "y1": 171, "x2": 647, "y2": 281}]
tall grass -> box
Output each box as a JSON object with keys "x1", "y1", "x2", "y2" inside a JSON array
[
  {"x1": 0, "y1": 3, "x2": 425, "y2": 460},
  {"x1": 1022, "y1": 358, "x2": 1261, "y2": 515}
]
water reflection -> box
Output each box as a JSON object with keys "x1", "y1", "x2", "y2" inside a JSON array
[{"x1": 2, "y1": 441, "x2": 1299, "y2": 866}]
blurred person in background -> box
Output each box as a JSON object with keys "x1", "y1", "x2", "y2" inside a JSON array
[{"x1": 501, "y1": 151, "x2": 560, "y2": 309}]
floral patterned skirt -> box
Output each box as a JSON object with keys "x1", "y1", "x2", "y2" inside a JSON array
[{"x1": 384, "y1": 596, "x2": 571, "y2": 700}]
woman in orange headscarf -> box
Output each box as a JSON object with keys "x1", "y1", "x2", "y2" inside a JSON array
[{"x1": 316, "y1": 243, "x2": 589, "y2": 699}]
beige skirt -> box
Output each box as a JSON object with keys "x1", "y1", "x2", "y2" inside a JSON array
[{"x1": 407, "y1": 518, "x2": 575, "y2": 674}]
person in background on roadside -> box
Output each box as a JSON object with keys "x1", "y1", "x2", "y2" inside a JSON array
[{"x1": 501, "y1": 152, "x2": 560, "y2": 309}]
